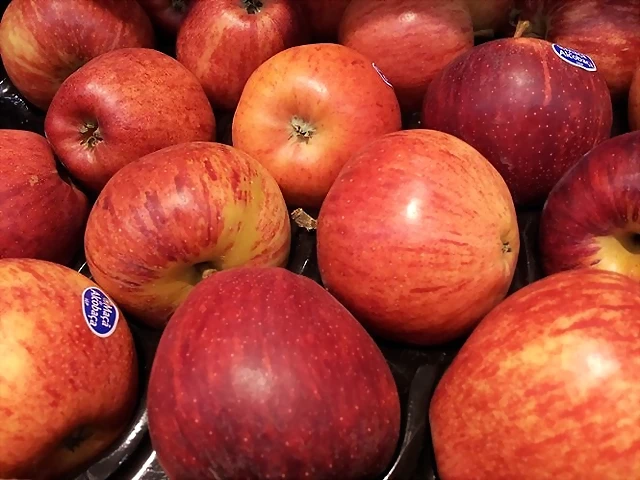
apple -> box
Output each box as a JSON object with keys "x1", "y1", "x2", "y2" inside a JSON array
[
  {"x1": 317, "y1": 129, "x2": 520, "y2": 346},
  {"x1": 147, "y1": 266, "x2": 401, "y2": 479},
  {"x1": 297, "y1": 0, "x2": 351, "y2": 42},
  {"x1": 44, "y1": 48, "x2": 216, "y2": 192},
  {"x1": 232, "y1": 43, "x2": 402, "y2": 208},
  {"x1": 464, "y1": 0, "x2": 514, "y2": 33},
  {"x1": 0, "y1": 258, "x2": 137, "y2": 479},
  {"x1": 137, "y1": 0, "x2": 193, "y2": 33},
  {"x1": 0, "y1": 130, "x2": 88, "y2": 265},
  {"x1": 177, "y1": 0, "x2": 308, "y2": 112},
  {"x1": 430, "y1": 268, "x2": 640, "y2": 479},
  {"x1": 338, "y1": 0, "x2": 474, "y2": 113},
  {"x1": 422, "y1": 35, "x2": 613, "y2": 207},
  {"x1": 0, "y1": 0, "x2": 154, "y2": 111},
  {"x1": 539, "y1": 131, "x2": 640, "y2": 280},
  {"x1": 84, "y1": 141, "x2": 291, "y2": 328},
  {"x1": 630, "y1": 67, "x2": 640, "y2": 131}
]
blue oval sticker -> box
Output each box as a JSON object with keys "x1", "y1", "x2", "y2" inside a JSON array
[
  {"x1": 552, "y1": 44, "x2": 597, "y2": 72},
  {"x1": 82, "y1": 287, "x2": 119, "y2": 338}
]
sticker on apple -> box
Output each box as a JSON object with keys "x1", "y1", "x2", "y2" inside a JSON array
[
  {"x1": 372, "y1": 63, "x2": 394, "y2": 89},
  {"x1": 82, "y1": 286, "x2": 119, "y2": 338},
  {"x1": 552, "y1": 44, "x2": 597, "y2": 72}
]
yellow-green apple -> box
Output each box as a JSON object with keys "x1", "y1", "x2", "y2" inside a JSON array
[
  {"x1": 423, "y1": 36, "x2": 612, "y2": 207},
  {"x1": 540, "y1": 131, "x2": 640, "y2": 280},
  {"x1": 630, "y1": 67, "x2": 640, "y2": 131},
  {"x1": 0, "y1": 130, "x2": 88, "y2": 265},
  {"x1": 147, "y1": 267, "x2": 400, "y2": 479},
  {"x1": 44, "y1": 48, "x2": 215, "y2": 192},
  {"x1": 137, "y1": 0, "x2": 193, "y2": 33},
  {"x1": 84, "y1": 142, "x2": 291, "y2": 328},
  {"x1": 0, "y1": 0, "x2": 154, "y2": 110},
  {"x1": 317, "y1": 129, "x2": 520, "y2": 346},
  {"x1": 297, "y1": 0, "x2": 351, "y2": 42},
  {"x1": 430, "y1": 268, "x2": 640, "y2": 479},
  {"x1": 177, "y1": 0, "x2": 308, "y2": 112},
  {"x1": 464, "y1": 0, "x2": 514, "y2": 33},
  {"x1": 0, "y1": 258, "x2": 137, "y2": 480},
  {"x1": 232, "y1": 43, "x2": 402, "y2": 208},
  {"x1": 338, "y1": 0, "x2": 474, "y2": 113}
]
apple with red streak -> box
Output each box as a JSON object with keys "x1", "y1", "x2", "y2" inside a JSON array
[
  {"x1": 0, "y1": 130, "x2": 88, "y2": 265},
  {"x1": 338, "y1": 0, "x2": 474, "y2": 113},
  {"x1": 232, "y1": 43, "x2": 401, "y2": 208},
  {"x1": 84, "y1": 142, "x2": 291, "y2": 328},
  {"x1": 630, "y1": 67, "x2": 640, "y2": 131},
  {"x1": 0, "y1": 0, "x2": 154, "y2": 110},
  {"x1": 423, "y1": 36, "x2": 612, "y2": 207},
  {"x1": 464, "y1": 0, "x2": 514, "y2": 33},
  {"x1": 137, "y1": 0, "x2": 193, "y2": 33},
  {"x1": 317, "y1": 129, "x2": 520, "y2": 346},
  {"x1": 177, "y1": 0, "x2": 308, "y2": 112},
  {"x1": 147, "y1": 267, "x2": 400, "y2": 479},
  {"x1": 540, "y1": 131, "x2": 640, "y2": 280},
  {"x1": 297, "y1": 0, "x2": 351, "y2": 42},
  {"x1": 431, "y1": 268, "x2": 640, "y2": 479},
  {"x1": 0, "y1": 258, "x2": 137, "y2": 479},
  {"x1": 44, "y1": 48, "x2": 215, "y2": 192}
]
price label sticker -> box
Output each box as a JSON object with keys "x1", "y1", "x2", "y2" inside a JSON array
[{"x1": 82, "y1": 287, "x2": 119, "y2": 338}]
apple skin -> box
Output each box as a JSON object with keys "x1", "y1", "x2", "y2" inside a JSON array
[
  {"x1": 338, "y1": 0, "x2": 474, "y2": 113},
  {"x1": 630, "y1": 67, "x2": 640, "y2": 131},
  {"x1": 84, "y1": 141, "x2": 291, "y2": 328},
  {"x1": 232, "y1": 43, "x2": 402, "y2": 209},
  {"x1": 0, "y1": 258, "x2": 137, "y2": 480},
  {"x1": 177, "y1": 0, "x2": 308, "y2": 112},
  {"x1": 0, "y1": 0, "x2": 154, "y2": 111},
  {"x1": 317, "y1": 129, "x2": 520, "y2": 346},
  {"x1": 539, "y1": 131, "x2": 640, "y2": 280},
  {"x1": 44, "y1": 48, "x2": 216, "y2": 192},
  {"x1": 0, "y1": 130, "x2": 88, "y2": 265},
  {"x1": 464, "y1": 0, "x2": 514, "y2": 32},
  {"x1": 297, "y1": 0, "x2": 351, "y2": 42},
  {"x1": 137, "y1": 0, "x2": 193, "y2": 33},
  {"x1": 147, "y1": 266, "x2": 400, "y2": 480},
  {"x1": 430, "y1": 268, "x2": 640, "y2": 479},
  {"x1": 422, "y1": 37, "x2": 613, "y2": 207}
]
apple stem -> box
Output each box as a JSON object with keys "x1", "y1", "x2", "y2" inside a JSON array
[
  {"x1": 502, "y1": 242, "x2": 512, "y2": 253},
  {"x1": 513, "y1": 19, "x2": 531, "y2": 38},
  {"x1": 243, "y1": 0, "x2": 263, "y2": 14},
  {"x1": 79, "y1": 121, "x2": 103, "y2": 149},
  {"x1": 291, "y1": 208, "x2": 317, "y2": 231},
  {"x1": 289, "y1": 116, "x2": 316, "y2": 144}
]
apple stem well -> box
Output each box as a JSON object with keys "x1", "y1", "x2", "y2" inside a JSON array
[
  {"x1": 79, "y1": 121, "x2": 103, "y2": 149},
  {"x1": 62, "y1": 425, "x2": 92, "y2": 452},
  {"x1": 502, "y1": 241, "x2": 512, "y2": 253},
  {"x1": 172, "y1": 0, "x2": 188, "y2": 12},
  {"x1": 193, "y1": 261, "x2": 218, "y2": 282},
  {"x1": 289, "y1": 116, "x2": 316, "y2": 144},
  {"x1": 242, "y1": 0, "x2": 263, "y2": 14}
]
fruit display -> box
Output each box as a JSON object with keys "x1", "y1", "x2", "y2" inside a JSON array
[{"x1": 0, "y1": 0, "x2": 638, "y2": 478}]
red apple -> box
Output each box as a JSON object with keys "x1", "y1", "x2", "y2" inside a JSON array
[
  {"x1": 423, "y1": 36, "x2": 612, "y2": 207},
  {"x1": 0, "y1": 130, "x2": 88, "y2": 265},
  {"x1": 84, "y1": 142, "x2": 291, "y2": 328},
  {"x1": 0, "y1": 258, "x2": 137, "y2": 479},
  {"x1": 539, "y1": 131, "x2": 640, "y2": 279},
  {"x1": 430, "y1": 268, "x2": 640, "y2": 479},
  {"x1": 338, "y1": 0, "x2": 474, "y2": 113},
  {"x1": 630, "y1": 67, "x2": 640, "y2": 131},
  {"x1": 297, "y1": 0, "x2": 351, "y2": 42},
  {"x1": 44, "y1": 48, "x2": 216, "y2": 192},
  {"x1": 177, "y1": 0, "x2": 308, "y2": 112},
  {"x1": 0, "y1": 0, "x2": 154, "y2": 110},
  {"x1": 464, "y1": 0, "x2": 514, "y2": 32},
  {"x1": 317, "y1": 129, "x2": 520, "y2": 346},
  {"x1": 137, "y1": 0, "x2": 193, "y2": 33},
  {"x1": 147, "y1": 267, "x2": 400, "y2": 479},
  {"x1": 232, "y1": 43, "x2": 402, "y2": 208}
]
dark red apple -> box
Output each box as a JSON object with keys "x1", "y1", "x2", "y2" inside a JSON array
[
  {"x1": 430, "y1": 268, "x2": 640, "y2": 479},
  {"x1": 44, "y1": 48, "x2": 216, "y2": 192},
  {"x1": 338, "y1": 0, "x2": 474, "y2": 113},
  {"x1": 137, "y1": 0, "x2": 193, "y2": 33},
  {"x1": 298, "y1": 0, "x2": 351, "y2": 42},
  {"x1": 177, "y1": 0, "x2": 308, "y2": 111},
  {"x1": 540, "y1": 131, "x2": 640, "y2": 279},
  {"x1": 423, "y1": 36, "x2": 612, "y2": 207},
  {"x1": 147, "y1": 267, "x2": 401, "y2": 479},
  {"x1": 0, "y1": 130, "x2": 88, "y2": 265},
  {"x1": 0, "y1": 0, "x2": 154, "y2": 110}
]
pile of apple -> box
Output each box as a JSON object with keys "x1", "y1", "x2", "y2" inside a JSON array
[{"x1": 1, "y1": 0, "x2": 640, "y2": 478}]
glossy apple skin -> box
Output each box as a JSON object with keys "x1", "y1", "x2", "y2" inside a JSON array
[
  {"x1": 431, "y1": 269, "x2": 640, "y2": 479},
  {"x1": 630, "y1": 68, "x2": 640, "y2": 131},
  {"x1": 0, "y1": 130, "x2": 88, "y2": 265},
  {"x1": 540, "y1": 131, "x2": 640, "y2": 279},
  {"x1": 148, "y1": 267, "x2": 400, "y2": 480},
  {"x1": 85, "y1": 142, "x2": 291, "y2": 328},
  {"x1": 44, "y1": 48, "x2": 215, "y2": 192},
  {"x1": 137, "y1": 0, "x2": 193, "y2": 33},
  {"x1": 298, "y1": 0, "x2": 351, "y2": 41},
  {"x1": 0, "y1": 258, "x2": 137, "y2": 480},
  {"x1": 177, "y1": 0, "x2": 307, "y2": 112},
  {"x1": 423, "y1": 37, "x2": 612, "y2": 207},
  {"x1": 232, "y1": 43, "x2": 402, "y2": 208},
  {"x1": 317, "y1": 129, "x2": 520, "y2": 345},
  {"x1": 464, "y1": 0, "x2": 514, "y2": 32},
  {"x1": 338, "y1": 0, "x2": 473, "y2": 113},
  {"x1": 0, "y1": 0, "x2": 154, "y2": 110}
]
